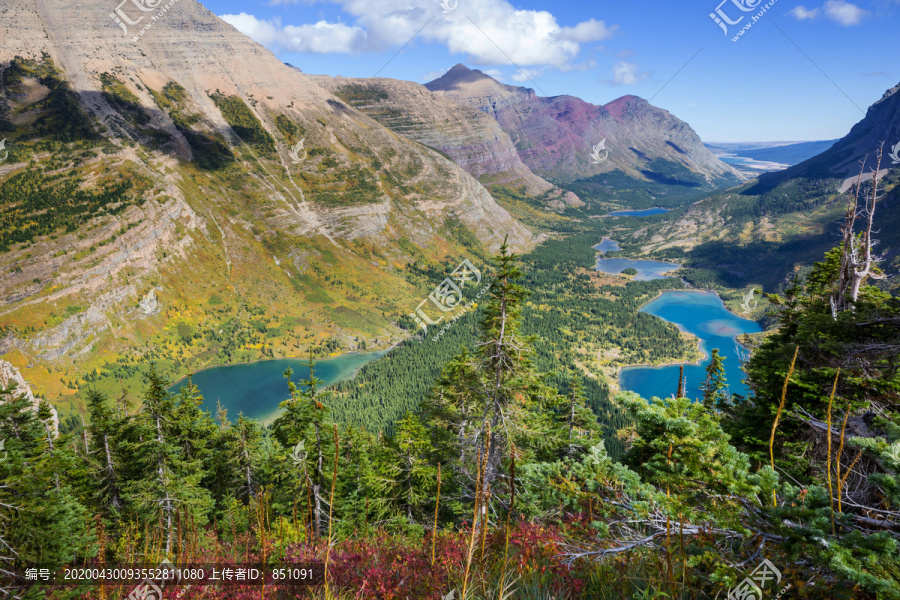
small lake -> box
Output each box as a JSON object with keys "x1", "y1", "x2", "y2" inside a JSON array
[
  {"x1": 593, "y1": 238, "x2": 622, "y2": 253},
  {"x1": 608, "y1": 207, "x2": 671, "y2": 217},
  {"x1": 595, "y1": 257, "x2": 681, "y2": 281},
  {"x1": 169, "y1": 351, "x2": 387, "y2": 423},
  {"x1": 619, "y1": 291, "x2": 761, "y2": 400}
]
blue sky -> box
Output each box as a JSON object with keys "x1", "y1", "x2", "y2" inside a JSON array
[{"x1": 204, "y1": 0, "x2": 900, "y2": 142}]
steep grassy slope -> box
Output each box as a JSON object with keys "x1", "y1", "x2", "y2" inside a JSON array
[
  {"x1": 311, "y1": 75, "x2": 581, "y2": 209},
  {"x1": 0, "y1": 0, "x2": 539, "y2": 414}
]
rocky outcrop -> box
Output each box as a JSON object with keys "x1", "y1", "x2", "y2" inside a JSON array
[
  {"x1": 0, "y1": 360, "x2": 58, "y2": 435},
  {"x1": 311, "y1": 75, "x2": 561, "y2": 198},
  {"x1": 139, "y1": 289, "x2": 159, "y2": 315},
  {"x1": 426, "y1": 64, "x2": 743, "y2": 186}
]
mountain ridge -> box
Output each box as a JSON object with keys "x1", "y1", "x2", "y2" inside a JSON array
[
  {"x1": 424, "y1": 64, "x2": 743, "y2": 187},
  {"x1": 0, "y1": 0, "x2": 540, "y2": 402}
]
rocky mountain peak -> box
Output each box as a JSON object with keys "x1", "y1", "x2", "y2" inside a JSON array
[
  {"x1": 604, "y1": 95, "x2": 650, "y2": 121},
  {"x1": 425, "y1": 64, "x2": 525, "y2": 96},
  {"x1": 873, "y1": 81, "x2": 900, "y2": 108},
  {"x1": 425, "y1": 66, "x2": 741, "y2": 184}
]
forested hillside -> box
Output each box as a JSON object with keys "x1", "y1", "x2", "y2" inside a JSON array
[
  {"x1": 328, "y1": 231, "x2": 693, "y2": 454},
  {"x1": 4, "y1": 216, "x2": 900, "y2": 598}
]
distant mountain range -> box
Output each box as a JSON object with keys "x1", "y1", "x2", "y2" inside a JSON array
[
  {"x1": 705, "y1": 140, "x2": 840, "y2": 172},
  {"x1": 636, "y1": 78, "x2": 900, "y2": 294},
  {"x1": 424, "y1": 64, "x2": 743, "y2": 189},
  {"x1": 310, "y1": 65, "x2": 744, "y2": 210},
  {"x1": 753, "y1": 82, "x2": 900, "y2": 190}
]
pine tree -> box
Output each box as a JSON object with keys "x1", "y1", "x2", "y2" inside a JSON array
[
  {"x1": 233, "y1": 414, "x2": 262, "y2": 501},
  {"x1": 0, "y1": 381, "x2": 93, "y2": 571},
  {"x1": 378, "y1": 413, "x2": 438, "y2": 523},
  {"x1": 559, "y1": 374, "x2": 601, "y2": 456},
  {"x1": 272, "y1": 358, "x2": 332, "y2": 536},
  {"x1": 421, "y1": 241, "x2": 576, "y2": 516},
  {"x1": 700, "y1": 348, "x2": 728, "y2": 411},
  {"x1": 85, "y1": 388, "x2": 123, "y2": 518},
  {"x1": 122, "y1": 365, "x2": 210, "y2": 555}
]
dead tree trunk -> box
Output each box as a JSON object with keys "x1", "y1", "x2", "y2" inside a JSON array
[{"x1": 833, "y1": 145, "x2": 887, "y2": 315}]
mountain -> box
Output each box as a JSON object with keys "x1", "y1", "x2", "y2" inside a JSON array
[
  {"x1": 705, "y1": 140, "x2": 840, "y2": 166},
  {"x1": 631, "y1": 81, "x2": 900, "y2": 295},
  {"x1": 425, "y1": 64, "x2": 743, "y2": 191},
  {"x1": 0, "y1": 0, "x2": 539, "y2": 401},
  {"x1": 751, "y1": 82, "x2": 900, "y2": 191},
  {"x1": 309, "y1": 75, "x2": 582, "y2": 207}
]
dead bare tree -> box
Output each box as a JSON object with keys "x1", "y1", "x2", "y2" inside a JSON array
[{"x1": 832, "y1": 145, "x2": 887, "y2": 316}]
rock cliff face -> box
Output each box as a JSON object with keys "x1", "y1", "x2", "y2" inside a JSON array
[
  {"x1": 0, "y1": 0, "x2": 536, "y2": 251},
  {"x1": 425, "y1": 64, "x2": 743, "y2": 186},
  {"x1": 311, "y1": 75, "x2": 572, "y2": 200},
  {"x1": 0, "y1": 360, "x2": 58, "y2": 435},
  {"x1": 0, "y1": 0, "x2": 540, "y2": 370}
]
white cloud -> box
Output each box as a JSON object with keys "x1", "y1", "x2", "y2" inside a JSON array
[
  {"x1": 220, "y1": 0, "x2": 616, "y2": 70},
  {"x1": 221, "y1": 13, "x2": 368, "y2": 54},
  {"x1": 824, "y1": 0, "x2": 868, "y2": 25},
  {"x1": 609, "y1": 61, "x2": 647, "y2": 86},
  {"x1": 788, "y1": 6, "x2": 820, "y2": 20},
  {"x1": 511, "y1": 66, "x2": 547, "y2": 82}
]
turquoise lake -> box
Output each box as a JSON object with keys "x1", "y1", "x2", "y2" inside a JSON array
[
  {"x1": 594, "y1": 257, "x2": 681, "y2": 281},
  {"x1": 594, "y1": 238, "x2": 680, "y2": 282},
  {"x1": 608, "y1": 207, "x2": 671, "y2": 217},
  {"x1": 169, "y1": 351, "x2": 386, "y2": 423},
  {"x1": 619, "y1": 291, "x2": 761, "y2": 400}
]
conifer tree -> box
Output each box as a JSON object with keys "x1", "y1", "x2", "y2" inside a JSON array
[
  {"x1": 421, "y1": 241, "x2": 576, "y2": 513},
  {"x1": 272, "y1": 359, "x2": 332, "y2": 536},
  {"x1": 0, "y1": 381, "x2": 92, "y2": 570},
  {"x1": 233, "y1": 414, "x2": 262, "y2": 501},
  {"x1": 700, "y1": 348, "x2": 728, "y2": 411},
  {"x1": 378, "y1": 413, "x2": 438, "y2": 523},
  {"x1": 122, "y1": 365, "x2": 210, "y2": 555},
  {"x1": 85, "y1": 388, "x2": 123, "y2": 518},
  {"x1": 559, "y1": 374, "x2": 601, "y2": 456}
]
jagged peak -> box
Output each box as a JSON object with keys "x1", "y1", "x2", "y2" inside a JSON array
[{"x1": 871, "y1": 81, "x2": 900, "y2": 109}]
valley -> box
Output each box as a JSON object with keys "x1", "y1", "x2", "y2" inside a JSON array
[{"x1": 2, "y1": 1, "x2": 900, "y2": 598}]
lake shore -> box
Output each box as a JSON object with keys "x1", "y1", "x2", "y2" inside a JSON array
[
  {"x1": 169, "y1": 348, "x2": 390, "y2": 388},
  {"x1": 613, "y1": 289, "x2": 762, "y2": 395}
]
